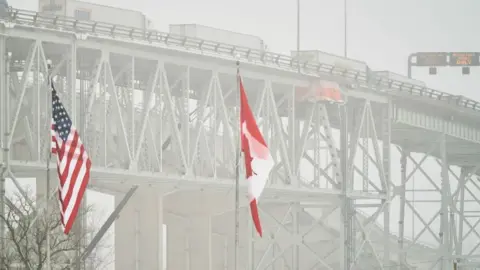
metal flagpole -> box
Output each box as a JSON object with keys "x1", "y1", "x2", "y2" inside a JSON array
[
  {"x1": 46, "y1": 60, "x2": 53, "y2": 270},
  {"x1": 45, "y1": 148, "x2": 52, "y2": 270},
  {"x1": 0, "y1": 38, "x2": 8, "y2": 270},
  {"x1": 234, "y1": 60, "x2": 241, "y2": 270}
]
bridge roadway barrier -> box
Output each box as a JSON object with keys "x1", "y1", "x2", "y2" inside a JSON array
[{"x1": 3, "y1": 9, "x2": 480, "y2": 269}]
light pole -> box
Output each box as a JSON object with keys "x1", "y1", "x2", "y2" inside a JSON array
[
  {"x1": 296, "y1": 0, "x2": 300, "y2": 72},
  {"x1": 344, "y1": 0, "x2": 347, "y2": 57},
  {"x1": 407, "y1": 53, "x2": 414, "y2": 78}
]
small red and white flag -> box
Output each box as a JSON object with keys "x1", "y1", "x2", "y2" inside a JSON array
[{"x1": 239, "y1": 77, "x2": 274, "y2": 237}]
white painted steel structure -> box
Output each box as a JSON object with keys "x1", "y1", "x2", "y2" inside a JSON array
[{"x1": 1, "y1": 8, "x2": 480, "y2": 270}]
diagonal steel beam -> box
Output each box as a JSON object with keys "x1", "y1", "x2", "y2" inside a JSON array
[{"x1": 74, "y1": 185, "x2": 138, "y2": 266}]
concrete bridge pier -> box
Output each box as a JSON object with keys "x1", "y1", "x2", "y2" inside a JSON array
[
  {"x1": 187, "y1": 215, "x2": 213, "y2": 269},
  {"x1": 164, "y1": 190, "x2": 233, "y2": 270},
  {"x1": 166, "y1": 212, "x2": 227, "y2": 270},
  {"x1": 165, "y1": 215, "x2": 188, "y2": 269},
  {"x1": 115, "y1": 186, "x2": 164, "y2": 270}
]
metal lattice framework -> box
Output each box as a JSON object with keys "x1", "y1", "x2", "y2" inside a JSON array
[{"x1": 1, "y1": 8, "x2": 480, "y2": 270}]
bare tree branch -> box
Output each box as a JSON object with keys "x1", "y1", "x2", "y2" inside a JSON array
[{"x1": 0, "y1": 190, "x2": 112, "y2": 269}]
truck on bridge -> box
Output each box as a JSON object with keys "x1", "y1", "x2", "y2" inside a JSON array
[
  {"x1": 38, "y1": 0, "x2": 153, "y2": 30},
  {"x1": 169, "y1": 24, "x2": 267, "y2": 51},
  {"x1": 0, "y1": 0, "x2": 8, "y2": 18}
]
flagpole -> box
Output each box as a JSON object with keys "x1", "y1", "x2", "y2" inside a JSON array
[
  {"x1": 46, "y1": 60, "x2": 53, "y2": 270},
  {"x1": 234, "y1": 60, "x2": 241, "y2": 270}
]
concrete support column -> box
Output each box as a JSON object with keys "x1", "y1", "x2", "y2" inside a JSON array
[
  {"x1": 212, "y1": 233, "x2": 228, "y2": 270},
  {"x1": 166, "y1": 218, "x2": 187, "y2": 269},
  {"x1": 115, "y1": 187, "x2": 163, "y2": 270},
  {"x1": 188, "y1": 216, "x2": 212, "y2": 270}
]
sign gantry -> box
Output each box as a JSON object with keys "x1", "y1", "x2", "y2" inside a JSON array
[{"x1": 409, "y1": 52, "x2": 480, "y2": 76}]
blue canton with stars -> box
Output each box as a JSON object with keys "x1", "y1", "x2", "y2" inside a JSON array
[{"x1": 52, "y1": 90, "x2": 73, "y2": 142}]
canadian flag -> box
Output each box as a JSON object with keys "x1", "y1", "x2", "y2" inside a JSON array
[{"x1": 240, "y1": 77, "x2": 274, "y2": 237}]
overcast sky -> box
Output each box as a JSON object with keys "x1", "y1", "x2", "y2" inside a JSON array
[
  {"x1": 12, "y1": 0, "x2": 480, "y2": 98},
  {"x1": 8, "y1": 0, "x2": 480, "y2": 266}
]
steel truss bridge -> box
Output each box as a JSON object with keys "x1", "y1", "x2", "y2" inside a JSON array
[{"x1": 1, "y1": 8, "x2": 480, "y2": 270}]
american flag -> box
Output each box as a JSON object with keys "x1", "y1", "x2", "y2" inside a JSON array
[{"x1": 50, "y1": 79, "x2": 91, "y2": 235}]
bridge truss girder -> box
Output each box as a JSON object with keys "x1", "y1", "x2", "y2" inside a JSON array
[
  {"x1": 395, "y1": 136, "x2": 480, "y2": 269},
  {"x1": 0, "y1": 30, "x2": 478, "y2": 269}
]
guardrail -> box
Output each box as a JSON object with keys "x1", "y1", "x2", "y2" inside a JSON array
[{"x1": 2, "y1": 8, "x2": 480, "y2": 113}]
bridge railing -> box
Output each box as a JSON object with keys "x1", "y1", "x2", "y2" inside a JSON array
[{"x1": 3, "y1": 8, "x2": 480, "y2": 114}]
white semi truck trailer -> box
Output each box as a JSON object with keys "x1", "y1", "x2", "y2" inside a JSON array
[{"x1": 38, "y1": 0, "x2": 153, "y2": 30}]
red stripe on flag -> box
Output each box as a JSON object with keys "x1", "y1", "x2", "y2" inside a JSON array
[{"x1": 249, "y1": 199, "x2": 262, "y2": 237}]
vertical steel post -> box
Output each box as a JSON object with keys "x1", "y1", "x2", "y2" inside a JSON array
[
  {"x1": 290, "y1": 86, "x2": 297, "y2": 187},
  {"x1": 440, "y1": 133, "x2": 451, "y2": 270},
  {"x1": 0, "y1": 34, "x2": 6, "y2": 270},
  {"x1": 46, "y1": 58, "x2": 53, "y2": 270},
  {"x1": 291, "y1": 84, "x2": 299, "y2": 268},
  {"x1": 456, "y1": 168, "x2": 467, "y2": 267},
  {"x1": 340, "y1": 105, "x2": 350, "y2": 269},
  {"x1": 183, "y1": 67, "x2": 191, "y2": 169},
  {"x1": 398, "y1": 150, "x2": 407, "y2": 270},
  {"x1": 234, "y1": 61, "x2": 241, "y2": 270},
  {"x1": 2, "y1": 49, "x2": 10, "y2": 270},
  {"x1": 382, "y1": 101, "x2": 392, "y2": 266},
  {"x1": 292, "y1": 203, "x2": 300, "y2": 269},
  {"x1": 130, "y1": 56, "x2": 135, "y2": 161}
]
